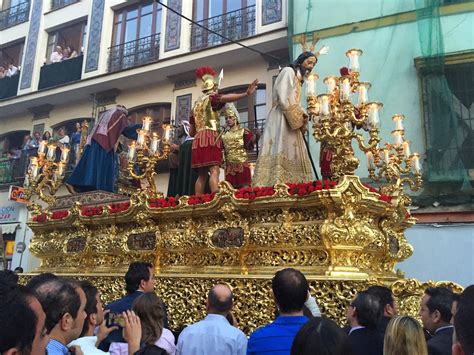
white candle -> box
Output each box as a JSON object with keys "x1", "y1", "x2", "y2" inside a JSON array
[
  {"x1": 306, "y1": 74, "x2": 317, "y2": 96},
  {"x1": 392, "y1": 114, "x2": 405, "y2": 130},
  {"x1": 47, "y1": 144, "x2": 56, "y2": 160},
  {"x1": 367, "y1": 102, "x2": 382, "y2": 129},
  {"x1": 318, "y1": 94, "x2": 330, "y2": 115},
  {"x1": 150, "y1": 133, "x2": 159, "y2": 153},
  {"x1": 366, "y1": 151, "x2": 374, "y2": 169},
  {"x1": 142, "y1": 116, "x2": 152, "y2": 132},
  {"x1": 346, "y1": 48, "x2": 363, "y2": 73},
  {"x1": 357, "y1": 82, "x2": 371, "y2": 106},
  {"x1": 57, "y1": 162, "x2": 65, "y2": 177},
  {"x1": 38, "y1": 140, "x2": 47, "y2": 155},
  {"x1": 340, "y1": 77, "x2": 351, "y2": 101},
  {"x1": 324, "y1": 76, "x2": 337, "y2": 94},
  {"x1": 392, "y1": 131, "x2": 403, "y2": 147},
  {"x1": 136, "y1": 130, "x2": 145, "y2": 147},
  {"x1": 413, "y1": 153, "x2": 421, "y2": 172},
  {"x1": 384, "y1": 149, "x2": 390, "y2": 164},
  {"x1": 30, "y1": 157, "x2": 39, "y2": 178},
  {"x1": 163, "y1": 125, "x2": 171, "y2": 142},
  {"x1": 402, "y1": 141, "x2": 411, "y2": 158},
  {"x1": 128, "y1": 142, "x2": 136, "y2": 161},
  {"x1": 60, "y1": 147, "x2": 70, "y2": 162}
]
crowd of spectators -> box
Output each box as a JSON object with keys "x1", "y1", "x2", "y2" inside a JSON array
[
  {"x1": 1, "y1": 263, "x2": 472, "y2": 355},
  {"x1": 0, "y1": 62, "x2": 20, "y2": 79},
  {"x1": 0, "y1": 125, "x2": 84, "y2": 183},
  {"x1": 49, "y1": 45, "x2": 79, "y2": 64}
]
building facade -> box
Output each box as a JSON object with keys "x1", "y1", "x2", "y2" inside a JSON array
[
  {"x1": 0, "y1": 0, "x2": 289, "y2": 270},
  {"x1": 289, "y1": 0, "x2": 474, "y2": 285}
]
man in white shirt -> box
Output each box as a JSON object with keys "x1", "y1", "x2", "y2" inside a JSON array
[
  {"x1": 177, "y1": 284, "x2": 247, "y2": 355},
  {"x1": 50, "y1": 46, "x2": 63, "y2": 63},
  {"x1": 69, "y1": 280, "x2": 117, "y2": 354},
  {"x1": 6, "y1": 63, "x2": 19, "y2": 77}
]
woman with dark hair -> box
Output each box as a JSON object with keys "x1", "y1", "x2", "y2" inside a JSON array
[
  {"x1": 42, "y1": 131, "x2": 52, "y2": 142},
  {"x1": 109, "y1": 293, "x2": 175, "y2": 355},
  {"x1": 291, "y1": 317, "x2": 353, "y2": 355}
]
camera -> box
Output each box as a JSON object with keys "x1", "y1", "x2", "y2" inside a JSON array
[{"x1": 105, "y1": 312, "x2": 125, "y2": 328}]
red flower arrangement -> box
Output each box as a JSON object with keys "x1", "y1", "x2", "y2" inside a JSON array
[
  {"x1": 109, "y1": 201, "x2": 131, "y2": 214},
  {"x1": 51, "y1": 210, "x2": 69, "y2": 220},
  {"x1": 32, "y1": 213, "x2": 48, "y2": 222},
  {"x1": 234, "y1": 186, "x2": 275, "y2": 200},
  {"x1": 81, "y1": 205, "x2": 103, "y2": 217},
  {"x1": 340, "y1": 67, "x2": 350, "y2": 76},
  {"x1": 287, "y1": 180, "x2": 338, "y2": 196},
  {"x1": 188, "y1": 193, "x2": 216, "y2": 205},
  {"x1": 148, "y1": 196, "x2": 178, "y2": 209},
  {"x1": 362, "y1": 183, "x2": 392, "y2": 203}
]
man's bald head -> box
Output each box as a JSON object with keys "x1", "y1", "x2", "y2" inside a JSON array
[{"x1": 207, "y1": 284, "x2": 233, "y2": 315}]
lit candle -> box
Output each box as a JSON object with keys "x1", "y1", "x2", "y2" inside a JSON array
[
  {"x1": 340, "y1": 77, "x2": 351, "y2": 101},
  {"x1": 162, "y1": 124, "x2": 171, "y2": 142},
  {"x1": 318, "y1": 94, "x2": 330, "y2": 115},
  {"x1": 38, "y1": 140, "x2": 47, "y2": 155},
  {"x1": 306, "y1": 74, "x2": 318, "y2": 96},
  {"x1": 136, "y1": 130, "x2": 146, "y2": 147},
  {"x1": 384, "y1": 149, "x2": 390, "y2": 164},
  {"x1": 412, "y1": 153, "x2": 421, "y2": 172},
  {"x1": 392, "y1": 114, "x2": 405, "y2": 130},
  {"x1": 357, "y1": 82, "x2": 371, "y2": 106},
  {"x1": 366, "y1": 151, "x2": 374, "y2": 169},
  {"x1": 128, "y1": 142, "x2": 136, "y2": 161},
  {"x1": 392, "y1": 131, "x2": 403, "y2": 147},
  {"x1": 402, "y1": 141, "x2": 411, "y2": 158},
  {"x1": 346, "y1": 48, "x2": 363, "y2": 73},
  {"x1": 47, "y1": 144, "x2": 56, "y2": 160},
  {"x1": 57, "y1": 162, "x2": 65, "y2": 177},
  {"x1": 29, "y1": 157, "x2": 39, "y2": 178},
  {"x1": 150, "y1": 133, "x2": 159, "y2": 153},
  {"x1": 367, "y1": 102, "x2": 382, "y2": 129},
  {"x1": 142, "y1": 116, "x2": 152, "y2": 132},
  {"x1": 324, "y1": 76, "x2": 337, "y2": 94},
  {"x1": 60, "y1": 147, "x2": 70, "y2": 162}
]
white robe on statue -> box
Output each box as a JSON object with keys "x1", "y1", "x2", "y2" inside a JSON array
[{"x1": 252, "y1": 67, "x2": 312, "y2": 186}]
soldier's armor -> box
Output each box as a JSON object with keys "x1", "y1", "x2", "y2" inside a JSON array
[
  {"x1": 192, "y1": 95, "x2": 220, "y2": 132},
  {"x1": 222, "y1": 128, "x2": 247, "y2": 164}
]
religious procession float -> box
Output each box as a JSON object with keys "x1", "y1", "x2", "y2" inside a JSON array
[{"x1": 22, "y1": 45, "x2": 461, "y2": 333}]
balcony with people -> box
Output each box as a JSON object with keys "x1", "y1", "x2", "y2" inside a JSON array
[
  {"x1": 0, "y1": 42, "x2": 23, "y2": 100},
  {"x1": 108, "y1": 1, "x2": 162, "y2": 73},
  {"x1": 38, "y1": 21, "x2": 86, "y2": 90},
  {"x1": 190, "y1": 0, "x2": 256, "y2": 52},
  {"x1": 0, "y1": 0, "x2": 30, "y2": 31}
]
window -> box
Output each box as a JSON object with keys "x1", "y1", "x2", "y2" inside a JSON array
[
  {"x1": 46, "y1": 21, "x2": 86, "y2": 63},
  {"x1": 50, "y1": 0, "x2": 80, "y2": 11},
  {"x1": 109, "y1": 1, "x2": 162, "y2": 72},
  {"x1": 128, "y1": 104, "x2": 171, "y2": 131},
  {"x1": 0, "y1": 41, "x2": 24, "y2": 99},
  {"x1": 417, "y1": 54, "x2": 474, "y2": 183},
  {"x1": 0, "y1": 0, "x2": 30, "y2": 30},
  {"x1": 191, "y1": 0, "x2": 256, "y2": 51}
]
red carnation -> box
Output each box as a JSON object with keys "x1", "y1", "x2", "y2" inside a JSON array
[{"x1": 340, "y1": 67, "x2": 350, "y2": 76}]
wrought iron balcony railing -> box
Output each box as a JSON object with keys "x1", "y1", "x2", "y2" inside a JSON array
[
  {"x1": 191, "y1": 5, "x2": 256, "y2": 52},
  {"x1": 51, "y1": 0, "x2": 80, "y2": 11},
  {"x1": 108, "y1": 34, "x2": 160, "y2": 73},
  {"x1": 0, "y1": 1, "x2": 30, "y2": 30}
]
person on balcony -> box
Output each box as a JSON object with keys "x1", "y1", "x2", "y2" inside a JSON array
[
  {"x1": 221, "y1": 104, "x2": 256, "y2": 189},
  {"x1": 67, "y1": 46, "x2": 78, "y2": 59},
  {"x1": 0, "y1": 65, "x2": 6, "y2": 79},
  {"x1": 50, "y1": 46, "x2": 63, "y2": 63},
  {"x1": 67, "y1": 105, "x2": 140, "y2": 193},
  {"x1": 189, "y1": 66, "x2": 258, "y2": 194},
  {"x1": 6, "y1": 63, "x2": 19, "y2": 77}
]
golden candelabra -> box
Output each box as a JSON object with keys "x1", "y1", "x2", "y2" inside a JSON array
[
  {"x1": 126, "y1": 116, "x2": 171, "y2": 197},
  {"x1": 24, "y1": 141, "x2": 69, "y2": 215},
  {"x1": 307, "y1": 48, "x2": 422, "y2": 204}
]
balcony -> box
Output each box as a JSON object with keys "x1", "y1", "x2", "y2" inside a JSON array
[
  {"x1": 38, "y1": 55, "x2": 83, "y2": 90},
  {"x1": 50, "y1": 0, "x2": 80, "y2": 11},
  {"x1": 108, "y1": 34, "x2": 160, "y2": 73},
  {"x1": 0, "y1": 74, "x2": 20, "y2": 100},
  {"x1": 191, "y1": 5, "x2": 256, "y2": 52},
  {"x1": 0, "y1": 1, "x2": 30, "y2": 30}
]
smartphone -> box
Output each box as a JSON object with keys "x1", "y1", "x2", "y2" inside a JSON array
[{"x1": 105, "y1": 312, "x2": 125, "y2": 328}]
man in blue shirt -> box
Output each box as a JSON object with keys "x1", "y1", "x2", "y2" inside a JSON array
[
  {"x1": 177, "y1": 284, "x2": 247, "y2": 355},
  {"x1": 247, "y1": 268, "x2": 311, "y2": 355}
]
